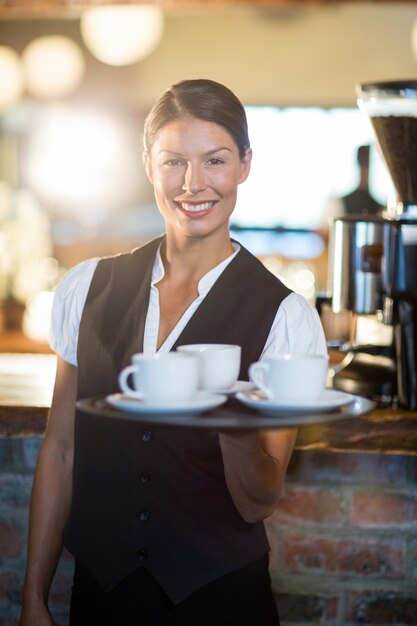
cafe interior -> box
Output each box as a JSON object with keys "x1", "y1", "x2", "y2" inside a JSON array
[{"x1": 1, "y1": 0, "x2": 417, "y2": 624}]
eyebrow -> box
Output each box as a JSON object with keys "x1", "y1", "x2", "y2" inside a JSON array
[
  {"x1": 205, "y1": 147, "x2": 233, "y2": 156},
  {"x1": 157, "y1": 146, "x2": 233, "y2": 157}
]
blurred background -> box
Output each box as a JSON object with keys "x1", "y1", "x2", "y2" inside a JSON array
[{"x1": 0, "y1": 0, "x2": 416, "y2": 348}]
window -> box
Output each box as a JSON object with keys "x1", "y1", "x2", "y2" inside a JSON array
[{"x1": 233, "y1": 107, "x2": 392, "y2": 230}]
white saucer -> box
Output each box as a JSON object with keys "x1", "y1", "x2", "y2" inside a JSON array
[
  {"x1": 106, "y1": 391, "x2": 228, "y2": 415},
  {"x1": 210, "y1": 380, "x2": 256, "y2": 395},
  {"x1": 235, "y1": 388, "x2": 355, "y2": 416}
]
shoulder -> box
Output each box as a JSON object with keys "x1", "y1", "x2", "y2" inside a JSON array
[
  {"x1": 49, "y1": 258, "x2": 100, "y2": 365},
  {"x1": 234, "y1": 243, "x2": 292, "y2": 295},
  {"x1": 279, "y1": 292, "x2": 324, "y2": 331},
  {"x1": 280, "y1": 291, "x2": 316, "y2": 314},
  {"x1": 91, "y1": 237, "x2": 163, "y2": 284},
  {"x1": 264, "y1": 292, "x2": 328, "y2": 357},
  {"x1": 55, "y1": 258, "x2": 100, "y2": 307},
  {"x1": 84, "y1": 238, "x2": 163, "y2": 304}
]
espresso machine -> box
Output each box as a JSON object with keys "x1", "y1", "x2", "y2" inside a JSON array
[{"x1": 327, "y1": 80, "x2": 417, "y2": 408}]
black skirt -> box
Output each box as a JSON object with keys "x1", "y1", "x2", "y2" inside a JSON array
[{"x1": 69, "y1": 555, "x2": 280, "y2": 626}]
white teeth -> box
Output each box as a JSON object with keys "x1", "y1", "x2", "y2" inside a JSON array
[{"x1": 180, "y1": 202, "x2": 214, "y2": 212}]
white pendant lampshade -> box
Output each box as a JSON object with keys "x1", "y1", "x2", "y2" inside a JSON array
[
  {"x1": 0, "y1": 46, "x2": 24, "y2": 111},
  {"x1": 22, "y1": 36, "x2": 86, "y2": 99},
  {"x1": 80, "y1": 4, "x2": 164, "y2": 66}
]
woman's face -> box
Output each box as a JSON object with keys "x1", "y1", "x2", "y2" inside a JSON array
[{"x1": 143, "y1": 118, "x2": 251, "y2": 241}]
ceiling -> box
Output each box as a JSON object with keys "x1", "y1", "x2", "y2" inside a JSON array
[
  {"x1": 1, "y1": 1, "x2": 417, "y2": 107},
  {"x1": 1, "y1": 0, "x2": 416, "y2": 19}
]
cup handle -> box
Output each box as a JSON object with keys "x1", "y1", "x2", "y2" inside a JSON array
[
  {"x1": 248, "y1": 362, "x2": 272, "y2": 399},
  {"x1": 118, "y1": 365, "x2": 142, "y2": 397}
]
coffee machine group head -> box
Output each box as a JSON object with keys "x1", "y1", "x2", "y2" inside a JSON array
[{"x1": 328, "y1": 80, "x2": 417, "y2": 408}]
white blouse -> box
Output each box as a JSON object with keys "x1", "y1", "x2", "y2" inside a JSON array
[{"x1": 49, "y1": 243, "x2": 327, "y2": 367}]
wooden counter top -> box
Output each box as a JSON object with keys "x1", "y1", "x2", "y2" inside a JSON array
[
  {"x1": 294, "y1": 405, "x2": 417, "y2": 455},
  {"x1": 0, "y1": 353, "x2": 55, "y2": 437},
  {"x1": 1, "y1": 353, "x2": 417, "y2": 454}
]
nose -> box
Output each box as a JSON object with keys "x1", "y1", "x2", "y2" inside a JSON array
[{"x1": 182, "y1": 163, "x2": 206, "y2": 193}]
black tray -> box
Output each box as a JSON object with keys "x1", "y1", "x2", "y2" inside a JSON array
[{"x1": 77, "y1": 394, "x2": 377, "y2": 431}]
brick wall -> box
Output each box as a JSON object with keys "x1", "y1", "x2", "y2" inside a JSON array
[
  {"x1": 0, "y1": 439, "x2": 72, "y2": 626},
  {"x1": 1, "y1": 439, "x2": 417, "y2": 625},
  {"x1": 267, "y1": 450, "x2": 417, "y2": 625}
]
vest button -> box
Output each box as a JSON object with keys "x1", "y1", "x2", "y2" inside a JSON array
[
  {"x1": 139, "y1": 509, "x2": 150, "y2": 522},
  {"x1": 139, "y1": 472, "x2": 150, "y2": 484},
  {"x1": 142, "y1": 430, "x2": 152, "y2": 443},
  {"x1": 137, "y1": 548, "x2": 148, "y2": 560}
]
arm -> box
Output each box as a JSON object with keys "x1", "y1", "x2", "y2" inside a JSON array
[
  {"x1": 20, "y1": 357, "x2": 77, "y2": 626},
  {"x1": 219, "y1": 292, "x2": 326, "y2": 523},
  {"x1": 218, "y1": 428, "x2": 296, "y2": 523}
]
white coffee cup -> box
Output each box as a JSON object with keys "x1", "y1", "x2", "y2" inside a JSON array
[
  {"x1": 248, "y1": 354, "x2": 329, "y2": 402},
  {"x1": 118, "y1": 352, "x2": 199, "y2": 404},
  {"x1": 177, "y1": 344, "x2": 241, "y2": 391}
]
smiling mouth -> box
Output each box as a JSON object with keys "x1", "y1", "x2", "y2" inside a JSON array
[{"x1": 175, "y1": 201, "x2": 216, "y2": 213}]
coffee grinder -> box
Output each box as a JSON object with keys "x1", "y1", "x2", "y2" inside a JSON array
[{"x1": 327, "y1": 80, "x2": 417, "y2": 408}]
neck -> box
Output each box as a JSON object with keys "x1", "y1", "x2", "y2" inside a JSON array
[{"x1": 162, "y1": 230, "x2": 235, "y2": 284}]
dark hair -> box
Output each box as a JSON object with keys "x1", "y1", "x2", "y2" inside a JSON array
[{"x1": 143, "y1": 79, "x2": 250, "y2": 158}]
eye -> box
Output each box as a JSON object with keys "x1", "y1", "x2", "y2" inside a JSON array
[
  {"x1": 164, "y1": 158, "x2": 184, "y2": 167},
  {"x1": 206, "y1": 157, "x2": 225, "y2": 165}
]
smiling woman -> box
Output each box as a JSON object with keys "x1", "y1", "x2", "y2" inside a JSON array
[{"x1": 19, "y1": 78, "x2": 327, "y2": 626}]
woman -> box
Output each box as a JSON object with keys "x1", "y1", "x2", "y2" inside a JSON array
[{"x1": 20, "y1": 79, "x2": 327, "y2": 626}]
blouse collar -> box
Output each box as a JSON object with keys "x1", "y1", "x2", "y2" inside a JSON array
[{"x1": 151, "y1": 241, "x2": 240, "y2": 296}]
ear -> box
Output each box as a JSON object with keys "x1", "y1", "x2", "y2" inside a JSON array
[
  {"x1": 143, "y1": 151, "x2": 154, "y2": 184},
  {"x1": 238, "y1": 147, "x2": 252, "y2": 184}
]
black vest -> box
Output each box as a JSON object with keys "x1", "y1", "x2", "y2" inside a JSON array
[{"x1": 64, "y1": 237, "x2": 292, "y2": 603}]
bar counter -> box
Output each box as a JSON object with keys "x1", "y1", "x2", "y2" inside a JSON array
[
  {"x1": 1, "y1": 353, "x2": 416, "y2": 455},
  {"x1": 2, "y1": 352, "x2": 417, "y2": 626}
]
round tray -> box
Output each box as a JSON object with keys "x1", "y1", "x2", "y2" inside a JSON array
[{"x1": 77, "y1": 394, "x2": 377, "y2": 431}]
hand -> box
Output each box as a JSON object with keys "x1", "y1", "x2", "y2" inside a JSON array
[
  {"x1": 218, "y1": 428, "x2": 297, "y2": 523},
  {"x1": 19, "y1": 601, "x2": 55, "y2": 626}
]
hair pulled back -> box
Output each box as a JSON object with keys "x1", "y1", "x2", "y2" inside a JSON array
[{"x1": 143, "y1": 79, "x2": 250, "y2": 158}]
